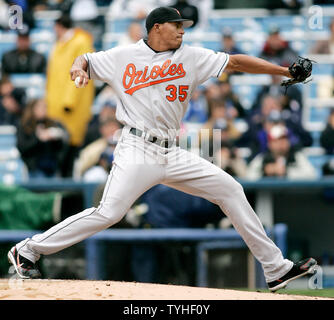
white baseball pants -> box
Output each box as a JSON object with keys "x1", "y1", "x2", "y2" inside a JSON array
[{"x1": 16, "y1": 126, "x2": 293, "y2": 282}]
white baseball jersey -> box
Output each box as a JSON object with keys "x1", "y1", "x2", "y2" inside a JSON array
[
  {"x1": 84, "y1": 39, "x2": 229, "y2": 140},
  {"x1": 15, "y1": 38, "x2": 293, "y2": 283}
]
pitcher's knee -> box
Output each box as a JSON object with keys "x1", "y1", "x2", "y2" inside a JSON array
[
  {"x1": 96, "y1": 197, "x2": 129, "y2": 225},
  {"x1": 220, "y1": 172, "x2": 244, "y2": 195},
  {"x1": 231, "y1": 179, "x2": 244, "y2": 194}
]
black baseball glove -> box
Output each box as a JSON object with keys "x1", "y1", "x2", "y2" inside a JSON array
[{"x1": 281, "y1": 56, "x2": 315, "y2": 92}]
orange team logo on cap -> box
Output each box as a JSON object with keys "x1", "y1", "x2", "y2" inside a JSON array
[{"x1": 173, "y1": 8, "x2": 181, "y2": 16}]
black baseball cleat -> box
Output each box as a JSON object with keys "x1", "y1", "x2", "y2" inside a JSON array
[
  {"x1": 7, "y1": 246, "x2": 41, "y2": 279},
  {"x1": 267, "y1": 258, "x2": 317, "y2": 292}
]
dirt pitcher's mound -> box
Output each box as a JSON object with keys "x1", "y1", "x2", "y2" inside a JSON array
[{"x1": 0, "y1": 279, "x2": 330, "y2": 300}]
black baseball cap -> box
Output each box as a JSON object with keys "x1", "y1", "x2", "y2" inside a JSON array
[{"x1": 145, "y1": 7, "x2": 194, "y2": 33}]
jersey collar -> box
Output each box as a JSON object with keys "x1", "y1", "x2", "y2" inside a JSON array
[
  {"x1": 143, "y1": 38, "x2": 163, "y2": 53},
  {"x1": 141, "y1": 38, "x2": 178, "y2": 55}
]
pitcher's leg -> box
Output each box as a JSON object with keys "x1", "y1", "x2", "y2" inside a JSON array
[
  {"x1": 164, "y1": 149, "x2": 293, "y2": 282},
  {"x1": 16, "y1": 207, "x2": 113, "y2": 262},
  {"x1": 16, "y1": 149, "x2": 164, "y2": 264}
]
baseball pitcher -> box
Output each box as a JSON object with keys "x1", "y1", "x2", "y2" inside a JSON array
[{"x1": 8, "y1": 7, "x2": 316, "y2": 292}]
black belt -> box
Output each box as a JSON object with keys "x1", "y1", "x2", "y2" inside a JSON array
[{"x1": 129, "y1": 127, "x2": 173, "y2": 148}]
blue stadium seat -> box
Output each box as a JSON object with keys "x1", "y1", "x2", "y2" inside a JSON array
[
  {"x1": 307, "y1": 154, "x2": 330, "y2": 178},
  {"x1": 258, "y1": 15, "x2": 306, "y2": 34},
  {"x1": 102, "y1": 39, "x2": 119, "y2": 50},
  {"x1": 0, "y1": 135, "x2": 16, "y2": 150},
  {"x1": 312, "y1": 63, "x2": 334, "y2": 76},
  {"x1": 309, "y1": 107, "x2": 331, "y2": 123},
  {"x1": 0, "y1": 158, "x2": 28, "y2": 184},
  {"x1": 232, "y1": 84, "x2": 261, "y2": 110},
  {"x1": 10, "y1": 74, "x2": 46, "y2": 100},
  {"x1": 238, "y1": 40, "x2": 261, "y2": 56},
  {"x1": 30, "y1": 29, "x2": 55, "y2": 58},
  {"x1": 290, "y1": 40, "x2": 307, "y2": 55},
  {"x1": 310, "y1": 130, "x2": 322, "y2": 147},
  {"x1": 309, "y1": 82, "x2": 318, "y2": 99},
  {"x1": 31, "y1": 42, "x2": 53, "y2": 58},
  {"x1": 0, "y1": 31, "x2": 16, "y2": 61},
  {"x1": 0, "y1": 125, "x2": 28, "y2": 185},
  {"x1": 34, "y1": 13, "x2": 57, "y2": 31},
  {"x1": 208, "y1": 17, "x2": 247, "y2": 33},
  {"x1": 105, "y1": 18, "x2": 133, "y2": 33},
  {"x1": 0, "y1": 125, "x2": 16, "y2": 148},
  {"x1": 200, "y1": 40, "x2": 221, "y2": 51}
]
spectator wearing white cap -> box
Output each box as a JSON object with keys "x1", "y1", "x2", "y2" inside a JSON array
[{"x1": 246, "y1": 124, "x2": 317, "y2": 180}]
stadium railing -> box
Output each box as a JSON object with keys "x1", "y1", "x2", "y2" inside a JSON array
[
  {"x1": 16, "y1": 176, "x2": 334, "y2": 228},
  {"x1": 0, "y1": 224, "x2": 288, "y2": 289}
]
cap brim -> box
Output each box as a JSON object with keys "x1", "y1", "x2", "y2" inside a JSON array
[{"x1": 169, "y1": 19, "x2": 194, "y2": 28}]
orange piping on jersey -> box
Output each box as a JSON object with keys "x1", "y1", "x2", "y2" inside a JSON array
[{"x1": 123, "y1": 60, "x2": 186, "y2": 95}]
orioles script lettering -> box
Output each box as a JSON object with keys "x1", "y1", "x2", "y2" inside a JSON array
[{"x1": 122, "y1": 59, "x2": 186, "y2": 95}]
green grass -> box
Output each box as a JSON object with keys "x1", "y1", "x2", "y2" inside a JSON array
[
  {"x1": 255, "y1": 288, "x2": 334, "y2": 298},
  {"x1": 236, "y1": 287, "x2": 334, "y2": 298}
]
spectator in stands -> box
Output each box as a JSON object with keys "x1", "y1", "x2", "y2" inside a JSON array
[
  {"x1": 0, "y1": 76, "x2": 26, "y2": 127},
  {"x1": 29, "y1": 0, "x2": 49, "y2": 11},
  {"x1": 96, "y1": 0, "x2": 112, "y2": 5},
  {"x1": 320, "y1": 109, "x2": 334, "y2": 176},
  {"x1": 213, "y1": 136, "x2": 248, "y2": 178},
  {"x1": 17, "y1": 98, "x2": 70, "y2": 178},
  {"x1": 200, "y1": 97, "x2": 241, "y2": 161},
  {"x1": 107, "y1": 0, "x2": 156, "y2": 21},
  {"x1": 75, "y1": 117, "x2": 122, "y2": 181},
  {"x1": 182, "y1": 87, "x2": 208, "y2": 124},
  {"x1": 117, "y1": 21, "x2": 144, "y2": 47},
  {"x1": 220, "y1": 27, "x2": 243, "y2": 55},
  {"x1": 314, "y1": 0, "x2": 334, "y2": 4},
  {"x1": 91, "y1": 83, "x2": 118, "y2": 115},
  {"x1": 83, "y1": 100, "x2": 117, "y2": 148},
  {"x1": 1, "y1": 25, "x2": 46, "y2": 75},
  {"x1": 171, "y1": 0, "x2": 198, "y2": 28},
  {"x1": 260, "y1": 25, "x2": 298, "y2": 67},
  {"x1": 46, "y1": 0, "x2": 73, "y2": 11},
  {"x1": 70, "y1": 0, "x2": 104, "y2": 50},
  {"x1": 246, "y1": 124, "x2": 317, "y2": 180},
  {"x1": 251, "y1": 74, "x2": 303, "y2": 124},
  {"x1": 217, "y1": 73, "x2": 246, "y2": 120},
  {"x1": 311, "y1": 18, "x2": 334, "y2": 54},
  {"x1": 83, "y1": 84, "x2": 118, "y2": 147},
  {"x1": 322, "y1": 158, "x2": 334, "y2": 177},
  {"x1": 46, "y1": 14, "x2": 95, "y2": 177},
  {"x1": 219, "y1": 29, "x2": 244, "y2": 76},
  {"x1": 320, "y1": 109, "x2": 334, "y2": 155},
  {"x1": 205, "y1": 97, "x2": 241, "y2": 139},
  {"x1": 241, "y1": 95, "x2": 313, "y2": 159},
  {"x1": 140, "y1": 185, "x2": 223, "y2": 228},
  {"x1": 203, "y1": 80, "x2": 221, "y2": 101}
]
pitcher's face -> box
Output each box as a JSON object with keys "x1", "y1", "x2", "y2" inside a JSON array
[{"x1": 159, "y1": 22, "x2": 185, "y2": 50}]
